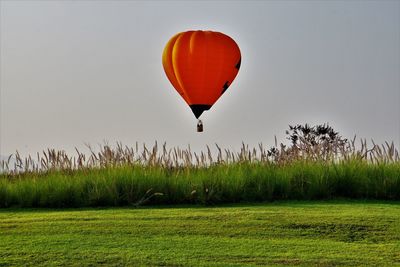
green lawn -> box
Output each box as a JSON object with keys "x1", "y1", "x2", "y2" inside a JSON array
[{"x1": 0, "y1": 201, "x2": 399, "y2": 266}]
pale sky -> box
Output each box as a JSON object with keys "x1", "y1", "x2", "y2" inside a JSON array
[{"x1": 1, "y1": 0, "x2": 399, "y2": 157}]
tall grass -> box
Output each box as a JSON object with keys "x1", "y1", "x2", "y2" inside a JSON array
[{"x1": 0, "y1": 137, "x2": 399, "y2": 208}]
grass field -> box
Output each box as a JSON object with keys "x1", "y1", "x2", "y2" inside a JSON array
[{"x1": 1, "y1": 201, "x2": 399, "y2": 266}]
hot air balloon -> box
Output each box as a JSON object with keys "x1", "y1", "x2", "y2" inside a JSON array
[{"x1": 162, "y1": 30, "x2": 241, "y2": 132}]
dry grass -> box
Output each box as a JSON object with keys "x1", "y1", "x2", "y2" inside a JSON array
[{"x1": 1, "y1": 136, "x2": 398, "y2": 175}]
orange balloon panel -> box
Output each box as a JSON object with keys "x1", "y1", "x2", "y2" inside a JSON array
[{"x1": 162, "y1": 30, "x2": 241, "y2": 118}]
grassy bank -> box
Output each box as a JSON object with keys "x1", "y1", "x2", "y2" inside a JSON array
[
  {"x1": 0, "y1": 201, "x2": 399, "y2": 266},
  {"x1": 1, "y1": 160, "x2": 399, "y2": 208}
]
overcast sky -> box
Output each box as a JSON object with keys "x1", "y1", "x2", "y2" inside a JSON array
[{"x1": 1, "y1": 0, "x2": 399, "y2": 156}]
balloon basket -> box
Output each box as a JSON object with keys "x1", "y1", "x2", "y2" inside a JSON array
[{"x1": 197, "y1": 120, "x2": 203, "y2": 132}]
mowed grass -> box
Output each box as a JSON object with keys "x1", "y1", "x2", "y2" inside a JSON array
[{"x1": 0, "y1": 201, "x2": 399, "y2": 266}]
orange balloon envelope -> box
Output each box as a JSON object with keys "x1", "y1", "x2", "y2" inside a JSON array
[{"x1": 162, "y1": 30, "x2": 241, "y2": 119}]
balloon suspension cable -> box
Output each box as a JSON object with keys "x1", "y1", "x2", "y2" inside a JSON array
[{"x1": 197, "y1": 119, "x2": 203, "y2": 132}]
